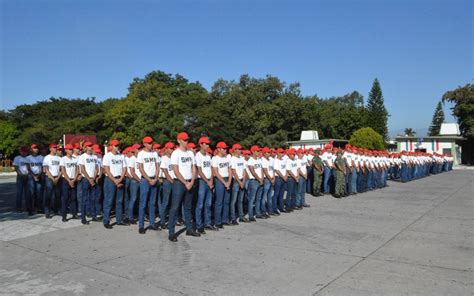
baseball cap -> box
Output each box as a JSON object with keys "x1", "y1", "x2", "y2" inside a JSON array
[
  {"x1": 110, "y1": 139, "x2": 120, "y2": 146},
  {"x1": 232, "y1": 143, "x2": 243, "y2": 150},
  {"x1": 164, "y1": 142, "x2": 175, "y2": 149},
  {"x1": 30, "y1": 144, "x2": 38, "y2": 149},
  {"x1": 198, "y1": 137, "x2": 211, "y2": 144},
  {"x1": 250, "y1": 145, "x2": 260, "y2": 152},
  {"x1": 143, "y1": 136, "x2": 153, "y2": 144},
  {"x1": 73, "y1": 143, "x2": 81, "y2": 149},
  {"x1": 216, "y1": 141, "x2": 228, "y2": 149},
  {"x1": 177, "y1": 132, "x2": 189, "y2": 141},
  {"x1": 187, "y1": 142, "x2": 196, "y2": 149},
  {"x1": 261, "y1": 147, "x2": 271, "y2": 153},
  {"x1": 49, "y1": 143, "x2": 58, "y2": 149},
  {"x1": 64, "y1": 144, "x2": 73, "y2": 150},
  {"x1": 131, "y1": 143, "x2": 141, "y2": 150},
  {"x1": 83, "y1": 142, "x2": 93, "y2": 148},
  {"x1": 153, "y1": 143, "x2": 161, "y2": 149},
  {"x1": 276, "y1": 148, "x2": 285, "y2": 153}
]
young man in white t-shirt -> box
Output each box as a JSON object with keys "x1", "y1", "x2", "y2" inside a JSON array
[
  {"x1": 230, "y1": 143, "x2": 247, "y2": 224},
  {"x1": 296, "y1": 149, "x2": 309, "y2": 208},
  {"x1": 26, "y1": 144, "x2": 44, "y2": 214},
  {"x1": 273, "y1": 148, "x2": 287, "y2": 213},
  {"x1": 102, "y1": 139, "x2": 127, "y2": 229},
  {"x1": 247, "y1": 145, "x2": 264, "y2": 221},
  {"x1": 13, "y1": 146, "x2": 30, "y2": 214},
  {"x1": 261, "y1": 147, "x2": 275, "y2": 217},
  {"x1": 212, "y1": 141, "x2": 233, "y2": 228},
  {"x1": 78, "y1": 142, "x2": 99, "y2": 224},
  {"x1": 43, "y1": 144, "x2": 61, "y2": 218},
  {"x1": 168, "y1": 132, "x2": 199, "y2": 242},
  {"x1": 137, "y1": 136, "x2": 160, "y2": 233},
  {"x1": 60, "y1": 144, "x2": 79, "y2": 222},
  {"x1": 159, "y1": 142, "x2": 175, "y2": 229},
  {"x1": 285, "y1": 149, "x2": 299, "y2": 211},
  {"x1": 194, "y1": 137, "x2": 215, "y2": 233}
]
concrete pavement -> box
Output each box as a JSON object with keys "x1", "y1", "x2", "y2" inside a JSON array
[{"x1": 0, "y1": 170, "x2": 472, "y2": 295}]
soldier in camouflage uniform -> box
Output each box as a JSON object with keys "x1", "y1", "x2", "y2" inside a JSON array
[
  {"x1": 334, "y1": 150, "x2": 346, "y2": 198},
  {"x1": 311, "y1": 150, "x2": 324, "y2": 196}
]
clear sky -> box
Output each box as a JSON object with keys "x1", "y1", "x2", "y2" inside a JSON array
[{"x1": 1, "y1": 0, "x2": 472, "y2": 136}]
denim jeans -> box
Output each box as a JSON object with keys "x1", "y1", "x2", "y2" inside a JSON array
[
  {"x1": 196, "y1": 178, "x2": 212, "y2": 228},
  {"x1": 306, "y1": 167, "x2": 313, "y2": 193},
  {"x1": 350, "y1": 168, "x2": 357, "y2": 193},
  {"x1": 286, "y1": 177, "x2": 297, "y2": 208},
  {"x1": 103, "y1": 177, "x2": 124, "y2": 225},
  {"x1": 262, "y1": 179, "x2": 273, "y2": 214},
  {"x1": 94, "y1": 177, "x2": 103, "y2": 216},
  {"x1": 128, "y1": 178, "x2": 139, "y2": 220},
  {"x1": 323, "y1": 167, "x2": 331, "y2": 193},
  {"x1": 138, "y1": 178, "x2": 157, "y2": 229},
  {"x1": 28, "y1": 175, "x2": 42, "y2": 210},
  {"x1": 159, "y1": 179, "x2": 172, "y2": 227},
  {"x1": 61, "y1": 178, "x2": 77, "y2": 219},
  {"x1": 214, "y1": 177, "x2": 230, "y2": 225},
  {"x1": 248, "y1": 179, "x2": 262, "y2": 217},
  {"x1": 124, "y1": 177, "x2": 131, "y2": 219},
  {"x1": 168, "y1": 180, "x2": 195, "y2": 238},
  {"x1": 273, "y1": 176, "x2": 286, "y2": 211},
  {"x1": 80, "y1": 179, "x2": 93, "y2": 221},
  {"x1": 231, "y1": 179, "x2": 245, "y2": 220},
  {"x1": 16, "y1": 175, "x2": 29, "y2": 211},
  {"x1": 43, "y1": 177, "x2": 60, "y2": 215},
  {"x1": 297, "y1": 177, "x2": 305, "y2": 207}
]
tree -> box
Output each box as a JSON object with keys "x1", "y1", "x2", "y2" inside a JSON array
[
  {"x1": 0, "y1": 120, "x2": 19, "y2": 157},
  {"x1": 404, "y1": 128, "x2": 416, "y2": 136},
  {"x1": 428, "y1": 101, "x2": 445, "y2": 136},
  {"x1": 349, "y1": 127, "x2": 385, "y2": 150},
  {"x1": 442, "y1": 84, "x2": 474, "y2": 139},
  {"x1": 366, "y1": 78, "x2": 389, "y2": 141}
]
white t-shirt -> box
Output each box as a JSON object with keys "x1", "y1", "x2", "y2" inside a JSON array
[
  {"x1": 262, "y1": 157, "x2": 275, "y2": 178},
  {"x1": 136, "y1": 150, "x2": 159, "y2": 178},
  {"x1": 26, "y1": 155, "x2": 44, "y2": 174},
  {"x1": 212, "y1": 155, "x2": 230, "y2": 178},
  {"x1": 231, "y1": 156, "x2": 246, "y2": 179},
  {"x1": 170, "y1": 149, "x2": 195, "y2": 180},
  {"x1": 126, "y1": 155, "x2": 136, "y2": 176},
  {"x1": 247, "y1": 157, "x2": 263, "y2": 179},
  {"x1": 160, "y1": 155, "x2": 176, "y2": 179},
  {"x1": 102, "y1": 152, "x2": 125, "y2": 177},
  {"x1": 273, "y1": 157, "x2": 287, "y2": 177},
  {"x1": 95, "y1": 155, "x2": 103, "y2": 175},
  {"x1": 195, "y1": 151, "x2": 212, "y2": 179},
  {"x1": 43, "y1": 154, "x2": 61, "y2": 177},
  {"x1": 78, "y1": 153, "x2": 98, "y2": 177},
  {"x1": 60, "y1": 156, "x2": 78, "y2": 179},
  {"x1": 286, "y1": 157, "x2": 299, "y2": 177},
  {"x1": 13, "y1": 155, "x2": 29, "y2": 175},
  {"x1": 297, "y1": 156, "x2": 307, "y2": 175}
]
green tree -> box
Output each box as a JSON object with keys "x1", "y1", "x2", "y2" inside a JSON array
[
  {"x1": 428, "y1": 101, "x2": 445, "y2": 136},
  {"x1": 442, "y1": 84, "x2": 474, "y2": 139},
  {"x1": 366, "y1": 78, "x2": 389, "y2": 141},
  {"x1": 404, "y1": 128, "x2": 416, "y2": 136},
  {"x1": 349, "y1": 127, "x2": 385, "y2": 150},
  {"x1": 0, "y1": 120, "x2": 19, "y2": 156}
]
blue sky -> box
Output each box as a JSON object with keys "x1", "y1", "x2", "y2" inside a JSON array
[{"x1": 1, "y1": 0, "x2": 472, "y2": 135}]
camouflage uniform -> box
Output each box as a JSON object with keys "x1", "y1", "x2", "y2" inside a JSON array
[
  {"x1": 334, "y1": 154, "x2": 346, "y2": 197},
  {"x1": 312, "y1": 155, "x2": 323, "y2": 196}
]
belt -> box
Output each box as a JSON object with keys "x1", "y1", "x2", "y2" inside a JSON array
[{"x1": 174, "y1": 178, "x2": 191, "y2": 182}]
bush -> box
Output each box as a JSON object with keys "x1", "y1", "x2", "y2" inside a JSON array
[{"x1": 349, "y1": 127, "x2": 385, "y2": 150}]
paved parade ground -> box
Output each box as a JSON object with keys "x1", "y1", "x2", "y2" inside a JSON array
[{"x1": 0, "y1": 170, "x2": 472, "y2": 295}]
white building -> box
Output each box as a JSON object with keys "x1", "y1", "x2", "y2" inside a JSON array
[{"x1": 287, "y1": 130, "x2": 348, "y2": 149}]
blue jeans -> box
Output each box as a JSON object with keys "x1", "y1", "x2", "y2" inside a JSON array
[
  {"x1": 28, "y1": 175, "x2": 42, "y2": 210},
  {"x1": 128, "y1": 178, "x2": 139, "y2": 220},
  {"x1": 247, "y1": 179, "x2": 262, "y2": 218},
  {"x1": 214, "y1": 177, "x2": 230, "y2": 225},
  {"x1": 196, "y1": 179, "x2": 212, "y2": 228},
  {"x1": 273, "y1": 176, "x2": 286, "y2": 211},
  {"x1": 61, "y1": 179, "x2": 77, "y2": 219},
  {"x1": 231, "y1": 179, "x2": 245, "y2": 220},
  {"x1": 94, "y1": 177, "x2": 103, "y2": 216},
  {"x1": 168, "y1": 180, "x2": 195, "y2": 238},
  {"x1": 262, "y1": 179, "x2": 273, "y2": 214},
  {"x1": 124, "y1": 177, "x2": 131, "y2": 219},
  {"x1": 350, "y1": 169, "x2": 357, "y2": 193},
  {"x1": 16, "y1": 175, "x2": 30, "y2": 211},
  {"x1": 306, "y1": 167, "x2": 313, "y2": 193},
  {"x1": 286, "y1": 177, "x2": 297, "y2": 208},
  {"x1": 80, "y1": 179, "x2": 93, "y2": 221},
  {"x1": 323, "y1": 167, "x2": 331, "y2": 193},
  {"x1": 43, "y1": 177, "x2": 60, "y2": 215},
  {"x1": 138, "y1": 178, "x2": 157, "y2": 229},
  {"x1": 159, "y1": 179, "x2": 172, "y2": 227},
  {"x1": 297, "y1": 177, "x2": 305, "y2": 207},
  {"x1": 103, "y1": 177, "x2": 124, "y2": 225}
]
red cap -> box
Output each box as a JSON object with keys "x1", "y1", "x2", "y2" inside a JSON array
[
  {"x1": 177, "y1": 132, "x2": 189, "y2": 141},
  {"x1": 73, "y1": 143, "x2": 81, "y2": 149},
  {"x1": 143, "y1": 136, "x2": 153, "y2": 144},
  {"x1": 287, "y1": 148, "x2": 296, "y2": 155},
  {"x1": 243, "y1": 150, "x2": 251, "y2": 155},
  {"x1": 164, "y1": 142, "x2": 175, "y2": 149},
  {"x1": 49, "y1": 143, "x2": 58, "y2": 149},
  {"x1": 261, "y1": 147, "x2": 271, "y2": 153},
  {"x1": 83, "y1": 142, "x2": 93, "y2": 148},
  {"x1": 198, "y1": 137, "x2": 211, "y2": 144},
  {"x1": 297, "y1": 148, "x2": 304, "y2": 154},
  {"x1": 153, "y1": 143, "x2": 161, "y2": 149},
  {"x1": 216, "y1": 141, "x2": 228, "y2": 149},
  {"x1": 232, "y1": 143, "x2": 243, "y2": 150},
  {"x1": 64, "y1": 144, "x2": 73, "y2": 150},
  {"x1": 229, "y1": 148, "x2": 234, "y2": 154},
  {"x1": 93, "y1": 146, "x2": 101, "y2": 153},
  {"x1": 276, "y1": 148, "x2": 285, "y2": 153},
  {"x1": 30, "y1": 144, "x2": 38, "y2": 149},
  {"x1": 110, "y1": 139, "x2": 120, "y2": 146},
  {"x1": 92, "y1": 144, "x2": 100, "y2": 150},
  {"x1": 187, "y1": 142, "x2": 196, "y2": 149},
  {"x1": 207, "y1": 148, "x2": 213, "y2": 154},
  {"x1": 131, "y1": 143, "x2": 141, "y2": 150},
  {"x1": 250, "y1": 145, "x2": 260, "y2": 152}
]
